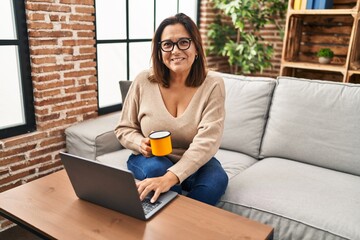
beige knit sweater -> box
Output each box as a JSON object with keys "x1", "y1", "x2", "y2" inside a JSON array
[{"x1": 114, "y1": 70, "x2": 225, "y2": 183}]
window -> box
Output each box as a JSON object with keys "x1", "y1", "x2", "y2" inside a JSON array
[
  {"x1": 95, "y1": 0, "x2": 199, "y2": 114},
  {"x1": 0, "y1": 0, "x2": 35, "y2": 139}
]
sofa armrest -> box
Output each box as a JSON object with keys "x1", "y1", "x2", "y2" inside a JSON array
[{"x1": 65, "y1": 111, "x2": 123, "y2": 160}]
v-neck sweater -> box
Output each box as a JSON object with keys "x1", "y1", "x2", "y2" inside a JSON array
[{"x1": 114, "y1": 69, "x2": 225, "y2": 183}]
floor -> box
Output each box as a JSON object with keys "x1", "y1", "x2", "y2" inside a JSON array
[{"x1": 0, "y1": 225, "x2": 42, "y2": 240}]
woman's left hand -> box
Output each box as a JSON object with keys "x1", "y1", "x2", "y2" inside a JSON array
[
  {"x1": 136, "y1": 171, "x2": 179, "y2": 203},
  {"x1": 139, "y1": 137, "x2": 152, "y2": 157}
]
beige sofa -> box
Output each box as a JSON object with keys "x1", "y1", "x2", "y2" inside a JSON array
[{"x1": 65, "y1": 72, "x2": 360, "y2": 240}]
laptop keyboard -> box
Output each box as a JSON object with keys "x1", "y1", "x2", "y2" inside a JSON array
[{"x1": 142, "y1": 198, "x2": 161, "y2": 215}]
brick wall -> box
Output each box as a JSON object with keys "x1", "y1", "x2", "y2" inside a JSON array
[
  {"x1": 0, "y1": 0, "x2": 97, "y2": 230},
  {"x1": 199, "y1": 0, "x2": 232, "y2": 73},
  {"x1": 0, "y1": 0, "x2": 285, "y2": 231}
]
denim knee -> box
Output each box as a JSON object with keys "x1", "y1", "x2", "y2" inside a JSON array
[
  {"x1": 184, "y1": 158, "x2": 229, "y2": 205},
  {"x1": 144, "y1": 159, "x2": 170, "y2": 178},
  {"x1": 211, "y1": 169, "x2": 228, "y2": 196},
  {"x1": 127, "y1": 154, "x2": 174, "y2": 180},
  {"x1": 205, "y1": 158, "x2": 228, "y2": 192}
]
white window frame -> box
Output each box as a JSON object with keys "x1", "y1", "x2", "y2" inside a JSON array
[
  {"x1": 95, "y1": 0, "x2": 199, "y2": 114},
  {"x1": 0, "y1": 0, "x2": 35, "y2": 139}
]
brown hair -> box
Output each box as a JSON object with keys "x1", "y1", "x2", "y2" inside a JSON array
[{"x1": 149, "y1": 13, "x2": 207, "y2": 88}]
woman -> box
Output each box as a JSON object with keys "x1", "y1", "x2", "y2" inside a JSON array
[{"x1": 115, "y1": 13, "x2": 228, "y2": 206}]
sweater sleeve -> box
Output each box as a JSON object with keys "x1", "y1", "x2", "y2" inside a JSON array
[
  {"x1": 114, "y1": 73, "x2": 145, "y2": 153},
  {"x1": 168, "y1": 78, "x2": 226, "y2": 183}
]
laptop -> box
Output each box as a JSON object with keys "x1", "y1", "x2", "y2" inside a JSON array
[{"x1": 60, "y1": 152, "x2": 178, "y2": 220}]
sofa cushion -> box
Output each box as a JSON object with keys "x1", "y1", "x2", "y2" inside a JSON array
[
  {"x1": 119, "y1": 80, "x2": 132, "y2": 103},
  {"x1": 96, "y1": 148, "x2": 257, "y2": 180},
  {"x1": 220, "y1": 73, "x2": 276, "y2": 158},
  {"x1": 65, "y1": 111, "x2": 122, "y2": 160},
  {"x1": 260, "y1": 77, "x2": 360, "y2": 176},
  {"x1": 215, "y1": 148, "x2": 258, "y2": 180},
  {"x1": 218, "y1": 157, "x2": 360, "y2": 240},
  {"x1": 96, "y1": 148, "x2": 133, "y2": 169}
]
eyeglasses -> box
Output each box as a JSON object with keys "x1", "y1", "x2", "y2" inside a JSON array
[{"x1": 158, "y1": 38, "x2": 192, "y2": 52}]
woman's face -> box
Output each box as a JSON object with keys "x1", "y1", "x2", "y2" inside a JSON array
[{"x1": 160, "y1": 23, "x2": 197, "y2": 78}]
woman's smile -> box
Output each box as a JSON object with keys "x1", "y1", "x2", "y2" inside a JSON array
[{"x1": 171, "y1": 57, "x2": 186, "y2": 62}]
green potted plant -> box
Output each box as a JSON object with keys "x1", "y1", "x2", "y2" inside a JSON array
[
  {"x1": 207, "y1": 0, "x2": 287, "y2": 74},
  {"x1": 317, "y1": 48, "x2": 334, "y2": 64}
]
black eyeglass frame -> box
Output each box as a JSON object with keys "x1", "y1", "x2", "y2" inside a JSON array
[{"x1": 158, "y1": 38, "x2": 192, "y2": 52}]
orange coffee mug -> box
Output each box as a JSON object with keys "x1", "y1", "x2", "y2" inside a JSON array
[{"x1": 149, "y1": 130, "x2": 172, "y2": 156}]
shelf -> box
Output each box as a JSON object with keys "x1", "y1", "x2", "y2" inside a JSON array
[
  {"x1": 282, "y1": 61, "x2": 347, "y2": 73},
  {"x1": 350, "y1": 61, "x2": 360, "y2": 70},
  {"x1": 288, "y1": 9, "x2": 358, "y2": 15},
  {"x1": 349, "y1": 18, "x2": 360, "y2": 71},
  {"x1": 348, "y1": 71, "x2": 360, "y2": 83},
  {"x1": 348, "y1": 70, "x2": 360, "y2": 75},
  {"x1": 283, "y1": 14, "x2": 353, "y2": 65},
  {"x1": 289, "y1": 0, "x2": 360, "y2": 13},
  {"x1": 281, "y1": 67, "x2": 345, "y2": 82},
  {"x1": 283, "y1": 0, "x2": 360, "y2": 83}
]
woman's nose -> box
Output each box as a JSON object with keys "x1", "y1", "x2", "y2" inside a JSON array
[{"x1": 172, "y1": 43, "x2": 181, "y2": 53}]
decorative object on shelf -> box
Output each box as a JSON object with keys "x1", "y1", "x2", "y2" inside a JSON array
[
  {"x1": 294, "y1": 0, "x2": 307, "y2": 10},
  {"x1": 306, "y1": 0, "x2": 314, "y2": 9},
  {"x1": 317, "y1": 48, "x2": 334, "y2": 64},
  {"x1": 308, "y1": 0, "x2": 333, "y2": 9},
  {"x1": 301, "y1": 0, "x2": 308, "y2": 9},
  {"x1": 315, "y1": 0, "x2": 333, "y2": 9},
  {"x1": 294, "y1": 0, "x2": 302, "y2": 10}
]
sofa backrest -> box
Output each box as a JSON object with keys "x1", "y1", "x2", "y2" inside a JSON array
[
  {"x1": 220, "y1": 73, "x2": 276, "y2": 158},
  {"x1": 260, "y1": 77, "x2": 360, "y2": 176}
]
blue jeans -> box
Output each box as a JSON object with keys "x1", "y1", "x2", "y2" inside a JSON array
[{"x1": 127, "y1": 154, "x2": 228, "y2": 206}]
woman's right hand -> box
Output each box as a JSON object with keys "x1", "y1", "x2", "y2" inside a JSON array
[{"x1": 139, "y1": 137, "x2": 152, "y2": 157}]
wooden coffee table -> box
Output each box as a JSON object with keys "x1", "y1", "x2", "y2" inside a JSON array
[{"x1": 0, "y1": 170, "x2": 273, "y2": 240}]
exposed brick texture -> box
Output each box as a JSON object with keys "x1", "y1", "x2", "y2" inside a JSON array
[
  {"x1": 0, "y1": 0, "x2": 284, "y2": 231},
  {"x1": 0, "y1": 0, "x2": 97, "y2": 231}
]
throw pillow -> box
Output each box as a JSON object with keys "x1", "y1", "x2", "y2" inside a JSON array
[{"x1": 119, "y1": 80, "x2": 132, "y2": 103}]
